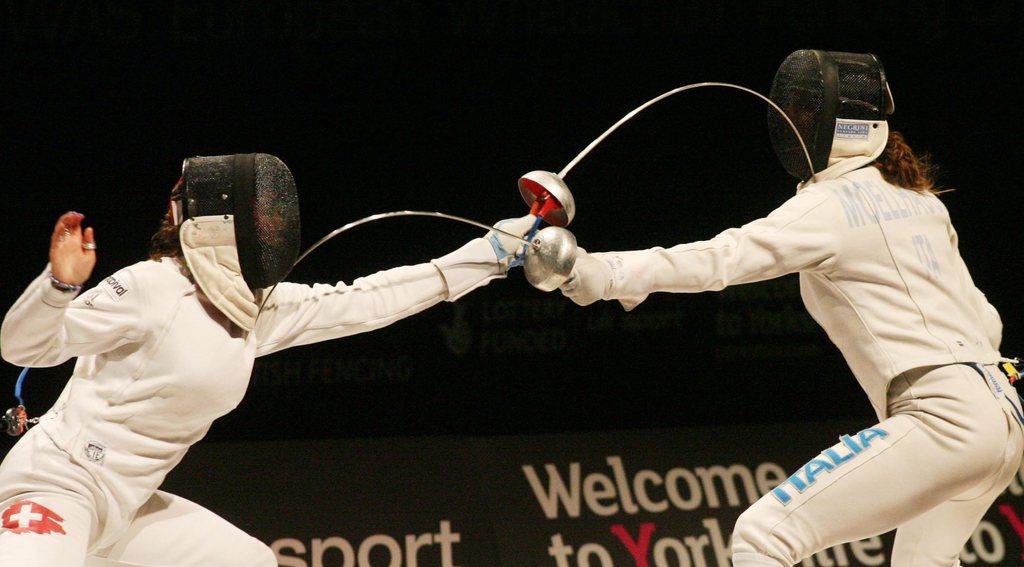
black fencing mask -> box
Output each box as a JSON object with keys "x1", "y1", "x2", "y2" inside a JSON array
[{"x1": 768, "y1": 50, "x2": 895, "y2": 182}]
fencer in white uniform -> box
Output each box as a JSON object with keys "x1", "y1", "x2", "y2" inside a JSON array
[
  {"x1": 560, "y1": 51, "x2": 1022, "y2": 566},
  {"x1": 0, "y1": 154, "x2": 535, "y2": 566}
]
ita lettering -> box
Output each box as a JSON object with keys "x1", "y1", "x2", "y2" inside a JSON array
[{"x1": 772, "y1": 427, "x2": 889, "y2": 505}]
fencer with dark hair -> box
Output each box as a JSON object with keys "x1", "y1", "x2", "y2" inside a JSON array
[
  {"x1": 559, "y1": 50, "x2": 1020, "y2": 566},
  {"x1": 0, "y1": 154, "x2": 536, "y2": 566}
]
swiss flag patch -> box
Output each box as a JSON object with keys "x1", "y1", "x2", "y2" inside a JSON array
[{"x1": 1, "y1": 500, "x2": 66, "y2": 535}]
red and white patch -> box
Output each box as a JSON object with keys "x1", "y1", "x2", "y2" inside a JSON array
[{"x1": 1, "y1": 500, "x2": 66, "y2": 535}]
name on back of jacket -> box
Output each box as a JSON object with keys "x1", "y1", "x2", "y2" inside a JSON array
[{"x1": 835, "y1": 180, "x2": 942, "y2": 228}]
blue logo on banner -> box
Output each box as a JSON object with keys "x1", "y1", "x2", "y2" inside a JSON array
[{"x1": 835, "y1": 121, "x2": 870, "y2": 140}]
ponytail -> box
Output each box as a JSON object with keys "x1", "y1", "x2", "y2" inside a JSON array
[
  {"x1": 148, "y1": 177, "x2": 185, "y2": 261},
  {"x1": 873, "y1": 130, "x2": 939, "y2": 194}
]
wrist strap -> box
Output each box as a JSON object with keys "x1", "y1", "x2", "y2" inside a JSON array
[{"x1": 48, "y1": 273, "x2": 82, "y2": 293}]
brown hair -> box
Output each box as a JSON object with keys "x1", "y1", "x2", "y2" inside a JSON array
[
  {"x1": 148, "y1": 177, "x2": 184, "y2": 261},
  {"x1": 873, "y1": 130, "x2": 938, "y2": 194}
]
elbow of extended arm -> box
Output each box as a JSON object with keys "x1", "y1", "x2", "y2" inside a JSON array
[
  {"x1": 1, "y1": 349, "x2": 35, "y2": 368},
  {"x1": 0, "y1": 318, "x2": 60, "y2": 368},
  {"x1": 1, "y1": 346, "x2": 35, "y2": 368},
  {"x1": 0, "y1": 328, "x2": 31, "y2": 367},
  {"x1": 0, "y1": 317, "x2": 20, "y2": 365},
  {"x1": 1, "y1": 348, "x2": 62, "y2": 369}
]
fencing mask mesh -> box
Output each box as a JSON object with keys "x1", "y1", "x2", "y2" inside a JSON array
[
  {"x1": 768, "y1": 50, "x2": 893, "y2": 181},
  {"x1": 181, "y1": 153, "x2": 300, "y2": 290}
]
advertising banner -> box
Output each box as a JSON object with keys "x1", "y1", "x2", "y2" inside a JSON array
[{"x1": 162, "y1": 421, "x2": 1024, "y2": 566}]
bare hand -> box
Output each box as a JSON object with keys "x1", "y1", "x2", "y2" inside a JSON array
[{"x1": 49, "y1": 212, "x2": 96, "y2": 285}]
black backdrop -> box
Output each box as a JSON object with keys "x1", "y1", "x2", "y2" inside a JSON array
[{"x1": 1, "y1": 2, "x2": 1022, "y2": 446}]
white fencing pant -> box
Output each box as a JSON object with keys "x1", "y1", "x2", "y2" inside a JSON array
[
  {"x1": 731, "y1": 363, "x2": 1024, "y2": 567},
  {"x1": 0, "y1": 490, "x2": 276, "y2": 567}
]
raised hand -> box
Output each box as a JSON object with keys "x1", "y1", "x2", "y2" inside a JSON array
[{"x1": 49, "y1": 212, "x2": 97, "y2": 286}]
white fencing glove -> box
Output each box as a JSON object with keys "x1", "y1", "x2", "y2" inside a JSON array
[
  {"x1": 487, "y1": 215, "x2": 539, "y2": 268},
  {"x1": 558, "y1": 248, "x2": 614, "y2": 306},
  {"x1": 432, "y1": 214, "x2": 537, "y2": 302}
]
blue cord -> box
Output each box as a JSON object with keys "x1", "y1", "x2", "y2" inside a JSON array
[
  {"x1": 14, "y1": 367, "x2": 29, "y2": 407},
  {"x1": 525, "y1": 215, "x2": 544, "y2": 241},
  {"x1": 508, "y1": 216, "x2": 545, "y2": 269}
]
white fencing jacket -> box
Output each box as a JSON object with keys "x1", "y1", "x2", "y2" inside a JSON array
[
  {"x1": 588, "y1": 167, "x2": 1002, "y2": 418},
  {"x1": 0, "y1": 238, "x2": 500, "y2": 536}
]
